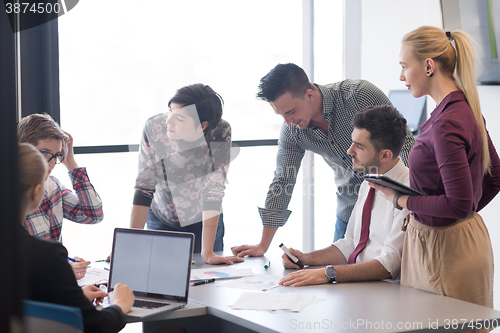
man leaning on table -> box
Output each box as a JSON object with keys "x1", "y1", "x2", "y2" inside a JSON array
[
  {"x1": 231, "y1": 63, "x2": 414, "y2": 259},
  {"x1": 280, "y1": 105, "x2": 409, "y2": 286}
]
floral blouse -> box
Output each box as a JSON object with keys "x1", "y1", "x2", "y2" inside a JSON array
[{"x1": 133, "y1": 113, "x2": 231, "y2": 228}]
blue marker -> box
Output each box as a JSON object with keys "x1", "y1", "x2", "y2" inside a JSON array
[{"x1": 67, "y1": 257, "x2": 80, "y2": 262}]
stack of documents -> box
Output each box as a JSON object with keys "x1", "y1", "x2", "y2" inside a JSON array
[{"x1": 231, "y1": 292, "x2": 324, "y2": 312}]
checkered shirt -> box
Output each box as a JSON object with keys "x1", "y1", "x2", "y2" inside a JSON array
[
  {"x1": 23, "y1": 167, "x2": 104, "y2": 241},
  {"x1": 259, "y1": 80, "x2": 415, "y2": 228}
]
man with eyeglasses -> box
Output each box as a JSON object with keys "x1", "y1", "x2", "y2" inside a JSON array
[{"x1": 17, "y1": 113, "x2": 104, "y2": 280}]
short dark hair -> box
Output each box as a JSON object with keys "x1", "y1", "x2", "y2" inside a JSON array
[
  {"x1": 257, "y1": 63, "x2": 313, "y2": 102},
  {"x1": 352, "y1": 105, "x2": 408, "y2": 158},
  {"x1": 168, "y1": 84, "x2": 224, "y2": 137}
]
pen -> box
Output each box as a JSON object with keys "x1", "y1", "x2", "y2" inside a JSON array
[
  {"x1": 94, "y1": 259, "x2": 107, "y2": 262},
  {"x1": 68, "y1": 257, "x2": 80, "y2": 262},
  {"x1": 279, "y1": 243, "x2": 304, "y2": 269},
  {"x1": 264, "y1": 260, "x2": 271, "y2": 269},
  {"x1": 190, "y1": 278, "x2": 215, "y2": 286}
]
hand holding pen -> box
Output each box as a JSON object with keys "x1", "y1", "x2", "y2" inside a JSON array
[{"x1": 68, "y1": 256, "x2": 91, "y2": 280}]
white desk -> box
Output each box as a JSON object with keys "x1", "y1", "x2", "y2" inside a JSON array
[{"x1": 140, "y1": 252, "x2": 500, "y2": 333}]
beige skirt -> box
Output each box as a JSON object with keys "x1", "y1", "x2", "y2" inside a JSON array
[{"x1": 401, "y1": 213, "x2": 494, "y2": 333}]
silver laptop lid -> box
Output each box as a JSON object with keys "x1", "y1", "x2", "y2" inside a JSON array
[{"x1": 108, "y1": 228, "x2": 194, "y2": 302}]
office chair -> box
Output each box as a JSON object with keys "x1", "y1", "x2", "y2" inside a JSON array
[{"x1": 23, "y1": 300, "x2": 84, "y2": 333}]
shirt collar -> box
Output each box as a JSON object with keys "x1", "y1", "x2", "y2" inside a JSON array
[
  {"x1": 383, "y1": 157, "x2": 406, "y2": 180},
  {"x1": 175, "y1": 135, "x2": 207, "y2": 151},
  {"x1": 431, "y1": 90, "x2": 465, "y2": 118},
  {"x1": 303, "y1": 84, "x2": 334, "y2": 130},
  {"x1": 419, "y1": 90, "x2": 465, "y2": 133},
  {"x1": 316, "y1": 84, "x2": 335, "y2": 117}
]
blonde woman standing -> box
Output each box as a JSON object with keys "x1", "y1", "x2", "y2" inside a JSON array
[{"x1": 371, "y1": 26, "x2": 500, "y2": 318}]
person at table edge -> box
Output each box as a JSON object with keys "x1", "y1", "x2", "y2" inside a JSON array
[{"x1": 279, "y1": 105, "x2": 409, "y2": 286}]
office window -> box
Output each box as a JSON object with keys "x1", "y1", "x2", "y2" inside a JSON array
[
  {"x1": 57, "y1": 0, "x2": 306, "y2": 256},
  {"x1": 58, "y1": 0, "x2": 345, "y2": 260},
  {"x1": 313, "y1": 0, "x2": 343, "y2": 249},
  {"x1": 58, "y1": 0, "x2": 302, "y2": 144}
]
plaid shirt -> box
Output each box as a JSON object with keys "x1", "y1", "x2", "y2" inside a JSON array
[
  {"x1": 24, "y1": 167, "x2": 104, "y2": 241},
  {"x1": 259, "y1": 80, "x2": 415, "y2": 228}
]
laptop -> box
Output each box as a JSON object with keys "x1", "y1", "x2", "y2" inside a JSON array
[
  {"x1": 388, "y1": 90, "x2": 427, "y2": 135},
  {"x1": 104, "y1": 228, "x2": 194, "y2": 318}
]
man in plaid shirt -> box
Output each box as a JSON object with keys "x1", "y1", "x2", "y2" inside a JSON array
[
  {"x1": 18, "y1": 114, "x2": 103, "y2": 280},
  {"x1": 232, "y1": 63, "x2": 414, "y2": 258}
]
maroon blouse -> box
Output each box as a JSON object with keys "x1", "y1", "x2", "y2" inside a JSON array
[{"x1": 407, "y1": 91, "x2": 500, "y2": 226}]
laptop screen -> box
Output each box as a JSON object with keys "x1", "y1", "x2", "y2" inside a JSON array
[
  {"x1": 388, "y1": 90, "x2": 426, "y2": 134},
  {"x1": 108, "y1": 228, "x2": 193, "y2": 301}
]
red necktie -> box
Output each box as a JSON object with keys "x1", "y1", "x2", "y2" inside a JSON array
[{"x1": 348, "y1": 187, "x2": 376, "y2": 264}]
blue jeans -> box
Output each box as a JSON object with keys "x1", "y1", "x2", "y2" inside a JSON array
[
  {"x1": 146, "y1": 208, "x2": 224, "y2": 254},
  {"x1": 333, "y1": 215, "x2": 348, "y2": 242}
]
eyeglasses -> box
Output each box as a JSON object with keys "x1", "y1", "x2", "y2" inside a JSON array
[{"x1": 39, "y1": 150, "x2": 65, "y2": 164}]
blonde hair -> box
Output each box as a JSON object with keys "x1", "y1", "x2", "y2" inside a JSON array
[
  {"x1": 402, "y1": 26, "x2": 491, "y2": 174},
  {"x1": 17, "y1": 113, "x2": 68, "y2": 146},
  {"x1": 18, "y1": 143, "x2": 47, "y2": 196}
]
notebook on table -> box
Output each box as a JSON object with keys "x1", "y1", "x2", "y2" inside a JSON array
[{"x1": 104, "y1": 228, "x2": 194, "y2": 318}]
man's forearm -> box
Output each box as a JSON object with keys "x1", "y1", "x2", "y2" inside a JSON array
[
  {"x1": 259, "y1": 227, "x2": 278, "y2": 252},
  {"x1": 304, "y1": 245, "x2": 347, "y2": 266},
  {"x1": 335, "y1": 259, "x2": 391, "y2": 282}
]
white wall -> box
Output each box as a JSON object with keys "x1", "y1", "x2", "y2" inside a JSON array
[
  {"x1": 355, "y1": 0, "x2": 500, "y2": 311},
  {"x1": 477, "y1": 85, "x2": 500, "y2": 310},
  {"x1": 360, "y1": 0, "x2": 442, "y2": 95}
]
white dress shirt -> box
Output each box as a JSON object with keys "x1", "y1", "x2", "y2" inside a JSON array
[{"x1": 333, "y1": 158, "x2": 409, "y2": 279}]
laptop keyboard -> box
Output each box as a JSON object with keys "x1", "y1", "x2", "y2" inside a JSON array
[{"x1": 133, "y1": 300, "x2": 170, "y2": 309}]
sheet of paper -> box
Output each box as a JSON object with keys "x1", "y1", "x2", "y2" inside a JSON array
[
  {"x1": 271, "y1": 297, "x2": 326, "y2": 313},
  {"x1": 230, "y1": 292, "x2": 324, "y2": 312},
  {"x1": 77, "y1": 267, "x2": 108, "y2": 287},
  {"x1": 231, "y1": 292, "x2": 301, "y2": 311},
  {"x1": 218, "y1": 274, "x2": 280, "y2": 291},
  {"x1": 288, "y1": 294, "x2": 319, "y2": 312},
  {"x1": 190, "y1": 267, "x2": 253, "y2": 281}
]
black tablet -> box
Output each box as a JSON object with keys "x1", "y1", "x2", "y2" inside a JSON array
[{"x1": 364, "y1": 174, "x2": 424, "y2": 196}]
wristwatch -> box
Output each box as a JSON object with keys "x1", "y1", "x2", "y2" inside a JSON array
[
  {"x1": 325, "y1": 265, "x2": 337, "y2": 283},
  {"x1": 393, "y1": 192, "x2": 403, "y2": 210}
]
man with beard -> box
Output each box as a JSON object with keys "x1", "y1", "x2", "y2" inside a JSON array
[{"x1": 278, "y1": 105, "x2": 410, "y2": 286}]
